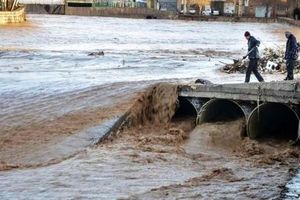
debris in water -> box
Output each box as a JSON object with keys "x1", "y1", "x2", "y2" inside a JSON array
[
  {"x1": 195, "y1": 78, "x2": 213, "y2": 85},
  {"x1": 88, "y1": 51, "x2": 104, "y2": 56},
  {"x1": 0, "y1": 161, "x2": 19, "y2": 171},
  {"x1": 222, "y1": 47, "x2": 300, "y2": 74}
]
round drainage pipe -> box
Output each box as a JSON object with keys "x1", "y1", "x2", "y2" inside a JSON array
[
  {"x1": 174, "y1": 97, "x2": 198, "y2": 119},
  {"x1": 247, "y1": 103, "x2": 299, "y2": 141},
  {"x1": 197, "y1": 99, "x2": 247, "y2": 123},
  {"x1": 197, "y1": 99, "x2": 251, "y2": 137}
]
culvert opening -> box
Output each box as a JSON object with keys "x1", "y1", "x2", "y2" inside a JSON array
[
  {"x1": 248, "y1": 103, "x2": 299, "y2": 141},
  {"x1": 173, "y1": 97, "x2": 198, "y2": 119},
  {"x1": 198, "y1": 99, "x2": 246, "y2": 123},
  {"x1": 172, "y1": 97, "x2": 198, "y2": 130}
]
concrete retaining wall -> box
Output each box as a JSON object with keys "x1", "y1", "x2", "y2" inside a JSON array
[
  {"x1": 65, "y1": 6, "x2": 177, "y2": 19},
  {"x1": 25, "y1": 4, "x2": 65, "y2": 14},
  {"x1": 178, "y1": 15, "x2": 277, "y2": 23},
  {"x1": 278, "y1": 17, "x2": 300, "y2": 27},
  {"x1": 0, "y1": 7, "x2": 26, "y2": 24}
]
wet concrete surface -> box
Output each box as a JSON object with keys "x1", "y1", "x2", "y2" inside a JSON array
[{"x1": 16, "y1": 116, "x2": 124, "y2": 166}]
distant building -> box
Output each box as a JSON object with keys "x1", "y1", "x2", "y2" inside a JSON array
[
  {"x1": 232, "y1": 0, "x2": 289, "y2": 18},
  {"x1": 66, "y1": 0, "x2": 93, "y2": 7},
  {"x1": 278, "y1": 0, "x2": 289, "y2": 16},
  {"x1": 210, "y1": 0, "x2": 235, "y2": 15},
  {"x1": 186, "y1": 0, "x2": 210, "y2": 11},
  {"x1": 178, "y1": 0, "x2": 290, "y2": 17},
  {"x1": 178, "y1": 0, "x2": 236, "y2": 15},
  {"x1": 158, "y1": 0, "x2": 177, "y2": 11},
  {"x1": 287, "y1": 0, "x2": 300, "y2": 19},
  {"x1": 240, "y1": 0, "x2": 281, "y2": 18},
  {"x1": 146, "y1": 0, "x2": 177, "y2": 11},
  {"x1": 208, "y1": 0, "x2": 288, "y2": 18}
]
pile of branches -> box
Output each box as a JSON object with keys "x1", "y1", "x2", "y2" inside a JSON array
[{"x1": 222, "y1": 48, "x2": 300, "y2": 74}]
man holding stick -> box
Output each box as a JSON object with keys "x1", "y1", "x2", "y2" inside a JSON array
[{"x1": 243, "y1": 31, "x2": 264, "y2": 83}]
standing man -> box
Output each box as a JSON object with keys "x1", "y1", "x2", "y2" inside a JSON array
[
  {"x1": 284, "y1": 31, "x2": 298, "y2": 80},
  {"x1": 243, "y1": 31, "x2": 264, "y2": 83}
]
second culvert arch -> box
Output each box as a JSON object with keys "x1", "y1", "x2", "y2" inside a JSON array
[
  {"x1": 197, "y1": 99, "x2": 247, "y2": 137},
  {"x1": 197, "y1": 99, "x2": 246, "y2": 123}
]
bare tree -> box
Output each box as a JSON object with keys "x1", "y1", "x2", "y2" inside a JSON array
[
  {"x1": 265, "y1": 0, "x2": 270, "y2": 18},
  {"x1": 11, "y1": 0, "x2": 19, "y2": 11},
  {"x1": 1, "y1": 0, "x2": 19, "y2": 11}
]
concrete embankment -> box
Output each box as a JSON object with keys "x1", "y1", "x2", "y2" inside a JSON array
[
  {"x1": 65, "y1": 6, "x2": 177, "y2": 19},
  {"x1": 24, "y1": 4, "x2": 65, "y2": 14},
  {"x1": 278, "y1": 17, "x2": 300, "y2": 27},
  {"x1": 0, "y1": 7, "x2": 26, "y2": 24},
  {"x1": 21, "y1": 3, "x2": 298, "y2": 23},
  {"x1": 179, "y1": 15, "x2": 277, "y2": 23},
  {"x1": 64, "y1": 7, "x2": 278, "y2": 21},
  {"x1": 0, "y1": 116, "x2": 126, "y2": 171}
]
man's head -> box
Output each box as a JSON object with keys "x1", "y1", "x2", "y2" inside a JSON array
[
  {"x1": 285, "y1": 31, "x2": 292, "y2": 39},
  {"x1": 244, "y1": 31, "x2": 251, "y2": 40}
]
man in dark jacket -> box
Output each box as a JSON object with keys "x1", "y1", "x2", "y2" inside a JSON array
[
  {"x1": 243, "y1": 31, "x2": 264, "y2": 83},
  {"x1": 284, "y1": 31, "x2": 298, "y2": 80}
]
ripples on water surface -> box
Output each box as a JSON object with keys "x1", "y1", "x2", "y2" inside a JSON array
[{"x1": 0, "y1": 14, "x2": 294, "y2": 96}]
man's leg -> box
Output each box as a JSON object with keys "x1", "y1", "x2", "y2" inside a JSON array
[
  {"x1": 286, "y1": 59, "x2": 295, "y2": 80},
  {"x1": 244, "y1": 61, "x2": 252, "y2": 83},
  {"x1": 252, "y1": 59, "x2": 264, "y2": 82}
]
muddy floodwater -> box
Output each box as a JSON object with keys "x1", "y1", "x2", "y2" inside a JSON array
[{"x1": 1, "y1": 15, "x2": 300, "y2": 199}]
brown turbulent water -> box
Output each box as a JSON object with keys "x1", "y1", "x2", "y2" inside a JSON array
[
  {"x1": 1, "y1": 15, "x2": 300, "y2": 199},
  {"x1": 1, "y1": 83, "x2": 299, "y2": 199}
]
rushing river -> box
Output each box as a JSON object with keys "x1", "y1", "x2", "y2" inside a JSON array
[
  {"x1": 1, "y1": 14, "x2": 298, "y2": 97},
  {"x1": 1, "y1": 14, "x2": 300, "y2": 199}
]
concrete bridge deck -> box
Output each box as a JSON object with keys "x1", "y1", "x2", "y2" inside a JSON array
[
  {"x1": 178, "y1": 81, "x2": 300, "y2": 105},
  {"x1": 176, "y1": 81, "x2": 300, "y2": 142}
]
